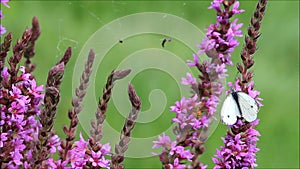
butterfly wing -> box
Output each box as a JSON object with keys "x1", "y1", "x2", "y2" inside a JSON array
[
  {"x1": 221, "y1": 94, "x2": 240, "y2": 125},
  {"x1": 237, "y1": 92, "x2": 259, "y2": 122}
]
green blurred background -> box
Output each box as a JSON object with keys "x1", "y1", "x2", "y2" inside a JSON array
[{"x1": 1, "y1": 1, "x2": 299, "y2": 168}]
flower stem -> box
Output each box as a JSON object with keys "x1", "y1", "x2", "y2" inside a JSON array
[
  {"x1": 112, "y1": 83, "x2": 141, "y2": 169},
  {"x1": 90, "y1": 69, "x2": 131, "y2": 142},
  {"x1": 60, "y1": 49, "x2": 95, "y2": 161}
]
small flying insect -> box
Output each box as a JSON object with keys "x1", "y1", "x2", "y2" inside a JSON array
[{"x1": 161, "y1": 38, "x2": 172, "y2": 48}]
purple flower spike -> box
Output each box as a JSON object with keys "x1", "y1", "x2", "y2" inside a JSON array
[
  {"x1": 1, "y1": 65, "x2": 44, "y2": 167},
  {"x1": 213, "y1": 120, "x2": 261, "y2": 169},
  {"x1": 199, "y1": 0, "x2": 244, "y2": 65},
  {"x1": 154, "y1": 0, "x2": 246, "y2": 168},
  {"x1": 214, "y1": 0, "x2": 268, "y2": 168}
]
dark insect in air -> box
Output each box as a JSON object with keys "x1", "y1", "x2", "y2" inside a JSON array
[
  {"x1": 161, "y1": 38, "x2": 172, "y2": 48},
  {"x1": 119, "y1": 40, "x2": 123, "y2": 43},
  {"x1": 161, "y1": 39, "x2": 167, "y2": 48}
]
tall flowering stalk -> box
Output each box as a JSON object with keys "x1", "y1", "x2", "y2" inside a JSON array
[
  {"x1": 90, "y1": 69, "x2": 131, "y2": 142},
  {"x1": 153, "y1": 0, "x2": 244, "y2": 168},
  {"x1": 0, "y1": 19, "x2": 44, "y2": 168},
  {"x1": 213, "y1": 0, "x2": 268, "y2": 168},
  {"x1": 59, "y1": 49, "x2": 93, "y2": 162},
  {"x1": 35, "y1": 47, "x2": 71, "y2": 167},
  {"x1": 112, "y1": 83, "x2": 141, "y2": 169}
]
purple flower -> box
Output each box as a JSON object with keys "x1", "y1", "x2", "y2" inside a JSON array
[
  {"x1": 0, "y1": 24, "x2": 6, "y2": 35},
  {"x1": 0, "y1": 132, "x2": 8, "y2": 147},
  {"x1": 228, "y1": 79, "x2": 263, "y2": 106},
  {"x1": 231, "y1": 1, "x2": 245, "y2": 14},
  {"x1": 1, "y1": 66, "x2": 9, "y2": 78},
  {"x1": 187, "y1": 54, "x2": 200, "y2": 67},
  {"x1": 9, "y1": 150, "x2": 23, "y2": 166},
  {"x1": 74, "y1": 132, "x2": 89, "y2": 151},
  {"x1": 168, "y1": 158, "x2": 187, "y2": 169},
  {"x1": 191, "y1": 114, "x2": 210, "y2": 130},
  {"x1": 152, "y1": 133, "x2": 173, "y2": 149},
  {"x1": 48, "y1": 159, "x2": 70, "y2": 169},
  {"x1": 215, "y1": 63, "x2": 227, "y2": 78},
  {"x1": 68, "y1": 133, "x2": 111, "y2": 168},
  {"x1": 169, "y1": 145, "x2": 194, "y2": 162},
  {"x1": 0, "y1": 66, "x2": 44, "y2": 167},
  {"x1": 197, "y1": 37, "x2": 216, "y2": 55},
  {"x1": 1, "y1": 0, "x2": 10, "y2": 8},
  {"x1": 9, "y1": 85, "x2": 22, "y2": 98},
  {"x1": 46, "y1": 158, "x2": 58, "y2": 168},
  {"x1": 228, "y1": 80, "x2": 242, "y2": 92},
  {"x1": 155, "y1": 2, "x2": 245, "y2": 167},
  {"x1": 170, "y1": 97, "x2": 189, "y2": 114},
  {"x1": 198, "y1": 0, "x2": 244, "y2": 66},
  {"x1": 182, "y1": 73, "x2": 197, "y2": 85},
  {"x1": 69, "y1": 133, "x2": 89, "y2": 167},
  {"x1": 205, "y1": 95, "x2": 219, "y2": 116},
  {"x1": 171, "y1": 95, "x2": 201, "y2": 129},
  {"x1": 9, "y1": 97, "x2": 30, "y2": 114},
  {"x1": 205, "y1": 63, "x2": 228, "y2": 81},
  {"x1": 100, "y1": 143, "x2": 111, "y2": 155},
  {"x1": 27, "y1": 79, "x2": 44, "y2": 97},
  {"x1": 89, "y1": 150, "x2": 111, "y2": 168},
  {"x1": 208, "y1": 0, "x2": 223, "y2": 12},
  {"x1": 228, "y1": 19, "x2": 243, "y2": 38},
  {"x1": 213, "y1": 119, "x2": 261, "y2": 168},
  {"x1": 9, "y1": 139, "x2": 26, "y2": 166},
  {"x1": 48, "y1": 134, "x2": 60, "y2": 154}
]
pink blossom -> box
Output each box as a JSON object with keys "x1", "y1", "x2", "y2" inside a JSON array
[
  {"x1": 168, "y1": 158, "x2": 187, "y2": 169},
  {"x1": 182, "y1": 73, "x2": 197, "y2": 85},
  {"x1": 1, "y1": 0, "x2": 10, "y2": 8},
  {"x1": 152, "y1": 133, "x2": 173, "y2": 149},
  {"x1": 187, "y1": 53, "x2": 200, "y2": 67}
]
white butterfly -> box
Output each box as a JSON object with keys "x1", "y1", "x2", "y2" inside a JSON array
[{"x1": 221, "y1": 89, "x2": 259, "y2": 125}]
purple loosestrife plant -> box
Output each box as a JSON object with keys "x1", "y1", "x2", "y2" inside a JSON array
[
  {"x1": 0, "y1": 19, "x2": 44, "y2": 167},
  {"x1": 0, "y1": 0, "x2": 269, "y2": 168},
  {"x1": 213, "y1": 0, "x2": 268, "y2": 168},
  {"x1": 0, "y1": 16, "x2": 142, "y2": 168},
  {"x1": 153, "y1": 0, "x2": 245, "y2": 168}
]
